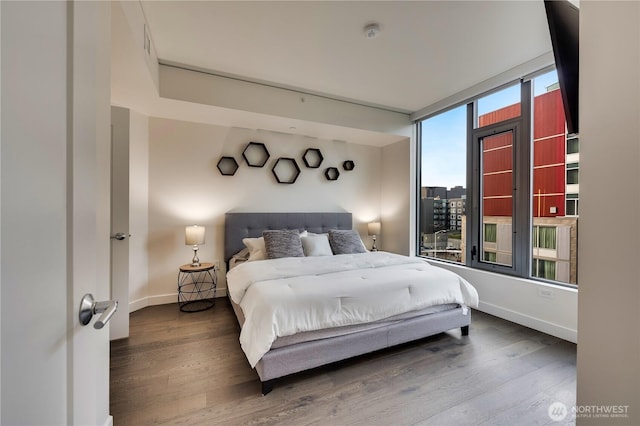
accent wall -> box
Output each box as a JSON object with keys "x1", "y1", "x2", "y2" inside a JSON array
[{"x1": 144, "y1": 117, "x2": 402, "y2": 306}]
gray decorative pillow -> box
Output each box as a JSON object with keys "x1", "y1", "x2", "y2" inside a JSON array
[
  {"x1": 328, "y1": 229, "x2": 367, "y2": 254},
  {"x1": 263, "y1": 230, "x2": 304, "y2": 259}
]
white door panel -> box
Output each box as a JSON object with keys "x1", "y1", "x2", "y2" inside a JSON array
[
  {"x1": 1, "y1": 1, "x2": 112, "y2": 424},
  {"x1": 70, "y1": 1, "x2": 113, "y2": 424},
  {"x1": 110, "y1": 106, "x2": 131, "y2": 340}
]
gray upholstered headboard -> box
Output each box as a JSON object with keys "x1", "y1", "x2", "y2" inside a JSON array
[{"x1": 224, "y1": 212, "x2": 353, "y2": 263}]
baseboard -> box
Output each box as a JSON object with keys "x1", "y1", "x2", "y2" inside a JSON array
[
  {"x1": 102, "y1": 415, "x2": 113, "y2": 426},
  {"x1": 477, "y1": 301, "x2": 577, "y2": 343},
  {"x1": 129, "y1": 288, "x2": 228, "y2": 313},
  {"x1": 128, "y1": 290, "x2": 576, "y2": 342}
]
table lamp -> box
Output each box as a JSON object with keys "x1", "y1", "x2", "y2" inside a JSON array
[
  {"x1": 367, "y1": 222, "x2": 381, "y2": 252},
  {"x1": 185, "y1": 225, "x2": 206, "y2": 267}
]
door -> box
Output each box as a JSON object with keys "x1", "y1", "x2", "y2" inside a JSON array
[
  {"x1": 110, "y1": 107, "x2": 131, "y2": 340},
  {"x1": 0, "y1": 1, "x2": 112, "y2": 424},
  {"x1": 478, "y1": 129, "x2": 515, "y2": 267},
  {"x1": 70, "y1": 1, "x2": 113, "y2": 423}
]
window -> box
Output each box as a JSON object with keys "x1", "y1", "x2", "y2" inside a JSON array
[
  {"x1": 567, "y1": 136, "x2": 579, "y2": 154},
  {"x1": 533, "y1": 226, "x2": 557, "y2": 249},
  {"x1": 418, "y1": 105, "x2": 467, "y2": 262},
  {"x1": 484, "y1": 252, "x2": 497, "y2": 262},
  {"x1": 567, "y1": 194, "x2": 578, "y2": 216},
  {"x1": 472, "y1": 83, "x2": 522, "y2": 271},
  {"x1": 533, "y1": 259, "x2": 557, "y2": 280},
  {"x1": 484, "y1": 223, "x2": 497, "y2": 243},
  {"x1": 417, "y1": 69, "x2": 578, "y2": 287}
]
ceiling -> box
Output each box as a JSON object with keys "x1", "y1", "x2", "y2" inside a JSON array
[{"x1": 112, "y1": 1, "x2": 554, "y2": 145}]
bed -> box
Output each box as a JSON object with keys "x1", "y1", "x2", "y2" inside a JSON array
[{"x1": 224, "y1": 212, "x2": 479, "y2": 395}]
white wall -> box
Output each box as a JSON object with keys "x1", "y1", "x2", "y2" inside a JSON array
[
  {"x1": 143, "y1": 117, "x2": 384, "y2": 307},
  {"x1": 381, "y1": 138, "x2": 412, "y2": 255},
  {"x1": 577, "y1": 2, "x2": 640, "y2": 424},
  {"x1": 432, "y1": 261, "x2": 577, "y2": 342}
]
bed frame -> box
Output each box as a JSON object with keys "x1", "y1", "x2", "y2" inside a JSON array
[{"x1": 224, "y1": 212, "x2": 471, "y2": 395}]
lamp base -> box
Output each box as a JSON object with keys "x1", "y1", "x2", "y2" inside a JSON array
[
  {"x1": 191, "y1": 246, "x2": 201, "y2": 267},
  {"x1": 371, "y1": 235, "x2": 378, "y2": 252}
]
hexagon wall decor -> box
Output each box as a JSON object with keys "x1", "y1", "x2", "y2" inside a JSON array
[
  {"x1": 343, "y1": 160, "x2": 355, "y2": 171},
  {"x1": 272, "y1": 157, "x2": 301, "y2": 184},
  {"x1": 217, "y1": 156, "x2": 239, "y2": 176},
  {"x1": 242, "y1": 142, "x2": 270, "y2": 167},
  {"x1": 302, "y1": 148, "x2": 324, "y2": 168},
  {"x1": 324, "y1": 167, "x2": 340, "y2": 181}
]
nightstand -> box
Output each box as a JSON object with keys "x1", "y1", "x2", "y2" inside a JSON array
[{"x1": 177, "y1": 262, "x2": 217, "y2": 312}]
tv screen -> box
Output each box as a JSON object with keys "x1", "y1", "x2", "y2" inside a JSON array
[{"x1": 544, "y1": 0, "x2": 579, "y2": 135}]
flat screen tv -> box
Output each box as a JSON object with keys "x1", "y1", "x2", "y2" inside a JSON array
[{"x1": 544, "y1": 0, "x2": 579, "y2": 135}]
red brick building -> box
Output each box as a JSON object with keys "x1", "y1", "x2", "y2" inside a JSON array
[{"x1": 480, "y1": 89, "x2": 566, "y2": 218}]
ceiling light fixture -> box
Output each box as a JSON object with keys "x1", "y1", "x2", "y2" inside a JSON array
[{"x1": 363, "y1": 23, "x2": 380, "y2": 39}]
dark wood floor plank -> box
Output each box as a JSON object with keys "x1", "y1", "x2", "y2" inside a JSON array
[{"x1": 110, "y1": 299, "x2": 576, "y2": 426}]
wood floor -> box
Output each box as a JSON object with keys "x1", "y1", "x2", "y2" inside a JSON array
[{"x1": 110, "y1": 299, "x2": 576, "y2": 425}]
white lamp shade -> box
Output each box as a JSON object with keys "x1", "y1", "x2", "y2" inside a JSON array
[
  {"x1": 185, "y1": 225, "x2": 206, "y2": 246},
  {"x1": 368, "y1": 222, "x2": 381, "y2": 236}
]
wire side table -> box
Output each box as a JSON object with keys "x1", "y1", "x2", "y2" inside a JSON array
[{"x1": 177, "y1": 262, "x2": 217, "y2": 312}]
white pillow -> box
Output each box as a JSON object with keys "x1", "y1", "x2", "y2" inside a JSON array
[
  {"x1": 242, "y1": 237, "x2": 267, "y2": 261},
  {"x1": 301, "y1": 234, "x2": 333, "y2": 257},
  {"x1": 243, "y1": 231, "x2": 308, "y2": 261}
]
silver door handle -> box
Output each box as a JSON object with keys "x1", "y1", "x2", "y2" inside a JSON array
[
  {"x1": 111, "y1": 232, "x2": 128, "y2": 240},
  {"x1": 79, "y1": 293, "x2": 118, "y2": 329}
]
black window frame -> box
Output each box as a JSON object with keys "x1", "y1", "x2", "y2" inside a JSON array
[{"x1": 416, "y1": 78, "x2": 574, "y2": 282}]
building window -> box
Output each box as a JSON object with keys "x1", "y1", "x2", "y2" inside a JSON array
[
  {"x1": 567, "y1": 136, "x2": 579, "y2": 154},
  {"x1": 484, "y1": 223, "x2": 497, "y2": 243},
  {"x1": 566, "y1": 198, "x2": 579, "y2": 216},
  {"x1": 533, "y1": 259, "x2": 557, "y2": 280},
  {"x1": 533, "y1": 226, "x2": 557, "y2": 249},
  {"x1": 417, "y1": 68, "x2": 578, "y2": 287},
  {"x1": 484, "y1": 252, "x2": 497, "y2": 262}
]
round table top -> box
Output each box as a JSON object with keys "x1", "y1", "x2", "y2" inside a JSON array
[{"x1": 179, "y1": 262, "x2": 215, "y2": 272}]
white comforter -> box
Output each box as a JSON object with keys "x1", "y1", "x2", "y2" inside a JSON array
[{"x1": 226, "y1": 252, "x2": 479, "y2": 367}]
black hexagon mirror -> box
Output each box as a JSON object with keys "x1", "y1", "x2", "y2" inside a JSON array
[
  {"x1": 272, "y1": 157, "x2": 301, "y2": 184},
  {"x1": 343, "y1": 160, "x2": 355, "y2": 171}
]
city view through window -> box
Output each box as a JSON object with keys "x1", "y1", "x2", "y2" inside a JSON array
[{"x1": 419, "y1": 70, "x2": 578, "y2": 286}]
